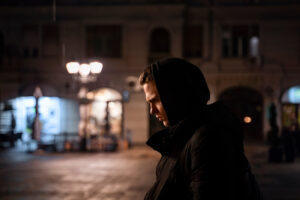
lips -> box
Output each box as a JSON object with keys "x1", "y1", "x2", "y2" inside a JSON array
[{"x1": 156, "y1": 116, "x2": 163, "y2": 121}]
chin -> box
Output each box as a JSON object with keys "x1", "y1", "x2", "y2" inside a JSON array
[{"x1": 163, "y1": 121, "x2": 170, "y2": 127}]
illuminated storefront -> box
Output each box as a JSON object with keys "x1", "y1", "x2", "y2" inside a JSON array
[
  {"x1": 0, "y1": 87, "x2": 123, "y2": 151},
  {"x1": 281, "y1": 86, "x2": 300, "y2": 131},
  {"x1": 0, "y1": 97, "x2": 79, "y2": 145}
]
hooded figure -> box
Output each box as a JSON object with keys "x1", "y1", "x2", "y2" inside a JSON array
[{"x1": 139, "y1": 58, "x2": 262, "y2": 200}]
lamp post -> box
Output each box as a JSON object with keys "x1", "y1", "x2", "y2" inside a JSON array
[
  {"x1": 66, "y1": 60, "x2": 103, "y2": 151},
  {"x1": 33, "y1": 86, "x2": 43, "y2": 142},
  {"x1": 27, "y1": 86, "x2": 43, "y2": 152}
]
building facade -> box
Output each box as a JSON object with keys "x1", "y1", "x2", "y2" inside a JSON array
[{"x1": 0, "y1": 0, "x2": 300, "y2": 145}]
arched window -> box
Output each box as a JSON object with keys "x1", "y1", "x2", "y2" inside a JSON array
[
  {"x1": 281, "y1": 86, "x2": 300, "y2": 131},
  {"x1": 88, "y1": 88, "x2": 123, "y2": 136}
]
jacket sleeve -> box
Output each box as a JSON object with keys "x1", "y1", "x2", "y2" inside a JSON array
[{"x1": 188, "y1": 127, "x2": 211, "y2": 200}]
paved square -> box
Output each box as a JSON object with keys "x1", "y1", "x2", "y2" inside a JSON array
[
  {"x1": 1, "y1": 143, "x2": 300, "y2": 200},
  {"x1": 0, "y1": 146, "x2": 160, "y2": 200}
]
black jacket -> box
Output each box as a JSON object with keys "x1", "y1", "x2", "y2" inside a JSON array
[{"x1": 144, "y1": 58, "x2": 261, "y2": 200}]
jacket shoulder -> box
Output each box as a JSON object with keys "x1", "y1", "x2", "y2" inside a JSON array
[{"x1": 186, "y1": 126, "x2": 211, "y2": 151}]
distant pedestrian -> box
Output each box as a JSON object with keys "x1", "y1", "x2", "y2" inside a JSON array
[
  {"x1": 139, "y1": 57, "x2": 263, "y2": 200},
  {"x1": 125, "y1": 129, "x2": 133, "y2": 149}
]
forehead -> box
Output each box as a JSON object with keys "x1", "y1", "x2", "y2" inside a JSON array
[{"x1": 143, "y1": 81, "x2": 159, "y2": 100}]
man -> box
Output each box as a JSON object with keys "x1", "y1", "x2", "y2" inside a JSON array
[{"x1": 139, "y1": 58, "x2": 262, "y2": 200}]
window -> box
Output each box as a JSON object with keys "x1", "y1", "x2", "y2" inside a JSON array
[
  {"x1": 222, "y1": 25, "x2": 259, "y2": 58},
  {"x1": 250, "y1": 36, "x2": 259, "y2": 57},
  {"x1": 22, "y1": 25, "x2": 39, "y2": 59},
  {"x1": 86, "y1": 25, "x2": 122, "y2": 58},
  {"x1": 150, "y1": 28, "x2": 170, "y2": 54},
  {"x1": 0, "y1": 31, "x2": 4, "y2": 63},
  {"x1": 148, "y1": 27, "x2": 171, "y2": 63},
  {"x1": 183, "y1": 25, "x2": 203, "y2": 58},
  {"x1": 42, "y1": 24, "x2": 59, "y2": 56}
]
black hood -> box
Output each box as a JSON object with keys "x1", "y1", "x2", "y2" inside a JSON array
[
  {"x1": 151, "y1": 57, "x2": 210, "y2": 126},
  {"x1": 146, "y1": 101, "x2": 244, "y2": 156}
]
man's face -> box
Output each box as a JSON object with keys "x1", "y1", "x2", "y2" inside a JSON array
[{"x1": 143, "y1": 81, "x2": 169, "y2": 127}]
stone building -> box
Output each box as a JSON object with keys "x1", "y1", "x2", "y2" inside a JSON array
[{"x1": 0, "y1": 0, "x2": 300, "y2": 146}]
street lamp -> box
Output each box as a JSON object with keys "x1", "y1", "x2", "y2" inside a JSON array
[
  {"x1": 33, "y1": 86, "x2": 43, "y2": 142},
  {"x1": 66, "y1": 60, "x2": 103, "y2": 151},
  {"x1": 66, "y1": 61, "x2": 103, "y2": 83}
]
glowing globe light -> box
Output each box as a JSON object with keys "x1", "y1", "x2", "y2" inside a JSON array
[
  {"x1": 66, "y1": 59, "x2": 103, "y2": 83},
  {"x1": 90, "y1": 61, "x2": 103, "y2": 74},
  {"x1": 243, "y1": 116, "x2": 252, "y2": 124},
  {"x1": 79, "y1": 63, "x2": 90, "y2": 77},
  {"x1": 66, "y1": 62, "x2": 80, "y2": 74}
]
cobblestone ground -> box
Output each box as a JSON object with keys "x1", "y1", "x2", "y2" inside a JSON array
[
  {"x1": 0, "y1": 143, "x2": 300, "y2": 200},
  {"x1": 245, "y1": 144, "x2": 300, "y2": 200},
  {"x1": 0, "y1": 146, "x2": 160, "y2": 200}
]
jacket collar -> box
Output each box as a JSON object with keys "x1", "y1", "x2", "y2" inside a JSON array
[
  {"x1": 146, "y1": 113, "x2": 206, "y2": 156},
  {"x1": 146, "y1": 102, "x2": 228, "y2": 156}
]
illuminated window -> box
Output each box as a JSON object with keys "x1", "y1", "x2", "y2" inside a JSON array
[
  {"x1": 282, "y1": 104, "x2": 296, "y2": 129},
  {"x1": 222, "y1": 25, "x2": 259, "y2": 58},
  {"x1": 250, "y1": 36, "x2": 259, "y2": 57}
]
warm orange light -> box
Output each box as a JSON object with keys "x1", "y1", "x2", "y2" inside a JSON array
[{"x1": 244, "y1": 116, "x2": 252, "y2": 124}]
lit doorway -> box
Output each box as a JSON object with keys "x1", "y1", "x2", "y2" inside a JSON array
[
  {"x1": 281, "y1": 86, "x2": 300, "y2": 132},
  {"x1": 87, "y1": 88, "x2": 123, "y2": 137}
]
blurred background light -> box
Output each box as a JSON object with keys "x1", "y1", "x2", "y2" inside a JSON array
[
  {"x1": 90, "y1": 61, "x2": 103, "y2": 74},
  {"x1": 244, "y1": 116, "x2": 252, "y2": 124},
  {"x1": 66, "y1": 62, "x2": 80, "y2": 74},
  {"x1": 79, "y1": 63, "x2": 90, "y2": 77}
]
